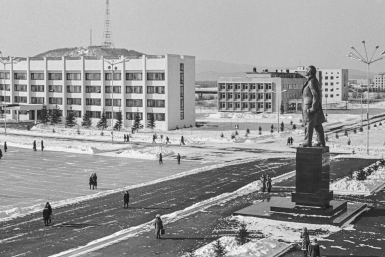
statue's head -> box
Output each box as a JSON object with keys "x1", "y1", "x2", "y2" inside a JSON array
[{"x1": 306, "y1": 65, "x2": 317, "y2": 77}]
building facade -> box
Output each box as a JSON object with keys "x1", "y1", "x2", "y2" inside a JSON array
[
  {"x1": 373, "y1": 73, "x2": 385, "y2": 91},
  {"x1": 0, "y1": 54, "x2": 195, "y2": 130},
  {"x1": 319, "y1": 69, "x2": 349, "y2": 102},
  {"x1": 217, "y1": 70, "x2": 306, "y2": 113}
]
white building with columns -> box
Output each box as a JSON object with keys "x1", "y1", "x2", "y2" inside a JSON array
[{"x1": 0, "y1": 54, "x2": 195, "y2": 130}]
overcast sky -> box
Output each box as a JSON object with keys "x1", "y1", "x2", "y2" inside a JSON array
[{"x1": 1, "y1": 0, "x2": 385, "y2": 72}]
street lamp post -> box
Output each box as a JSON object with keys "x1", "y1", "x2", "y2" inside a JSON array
[
  {"x1": 347, "y1": 41, "x2": 385, "y2": 155},
  {"x1": 100, "y1": 56, "x2": 131, "y2": 144},
  {"x1": 0, "y1": 53, "x2": 19, "y2": 136},
  {"x1": 351, "y1": 87, "x2": 363, "y2": 128},
  {"x1": 272, "y1": 89, "x2": 287, "y2": 133}
]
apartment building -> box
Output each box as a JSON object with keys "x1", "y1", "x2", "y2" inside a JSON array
[
  {"x1": 373, "y1": 73, "x2": 385, "y2": 91},
  {"x1": 217, "y1": 69, "x2": 306, "y2": 113},
  {"x1": 0, "y1": 54, "x2": 195, "y2": 131},
  {"x1": 319, "y1": 69, "x2": 349, "y2": 102}
]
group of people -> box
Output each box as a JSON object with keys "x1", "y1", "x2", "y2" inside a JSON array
[
  {"x1": 123, "y1": 134, "x2": 131, "y2": 142},
  {"x1": 159, "y1": 153, "x2": 181, "y2": 165},
  {"x1": 300, "y1": 227, "x2": 321, "y2": 257},
  {"x1": 33, "y1": 140, "x2": 44, "y2": 151},
  {"x1": 89, "y1": 173, "x2": 98, "y2": 190},
  {"x1": 42, "y1": 202, "x2": 53, "y2": 226},
  {"x1": 287, "y1": 137, "x2": 294, "y2": 145},
  {"x1": 260, "y1": 174, "x2": 272, "y2": 193}
]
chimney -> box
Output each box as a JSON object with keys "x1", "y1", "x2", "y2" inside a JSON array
[{"x1": 253, "y1": 67, "x2": 257, "y2": 73}]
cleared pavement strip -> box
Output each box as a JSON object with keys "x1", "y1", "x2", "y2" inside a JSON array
[{"x1": 51, "y1": 163, "x2": 283, "y2": 257}]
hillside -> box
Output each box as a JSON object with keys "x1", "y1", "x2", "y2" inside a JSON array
[{"x1": 34, "y1": 46, "x2": 144, "y2": 58}]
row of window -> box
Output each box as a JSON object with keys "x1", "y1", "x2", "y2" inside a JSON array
[
  {"x1": 1, "y1": 84, "x2": 166, "y2": 94},
  {"x1": 219, "y1": 102, "x2": 272, "y2": 109},
  {"x1": 220, "y1": 93, "x2": 272, "y2": 100},
  {"x1": 219, "y1": 83, "x2": 273, "y2": 90},
  {"x1": 10, "y1": 72, "x2": 166, "y2": 81}
]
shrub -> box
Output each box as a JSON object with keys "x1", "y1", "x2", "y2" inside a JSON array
[
  {"x1": 359, "y1": 126, "x2": 363, "y2": 132},
  {"x1": 236, "y1": 222, "x2": 250, "y2": 245},
  {"x1": 212, "y1": 240, "x2": 227, "y2": 257},
  {"x1": 293, "y1": 124, "x2": 297, "y2": 129},
  {"x1": 353, "y1": 128, "x2": 357, "y2": 133},
  {"x1": 325, "y1": 135, "x2": 329, "y2": 142},
  {"x1": 347, "y1": 169, "x2": 354, "y2": 180},
  {"x1": 231, "y1": 134, "x2": 235, "y2": 139},
  {"x1": 347, "y1": 139, "x2": 351, "y2": 145},
  {"x1": 246, "y1": 128, "x2": 250, "y2": 134},
  {"x1": 335, "y1": 133, "x2": 339, "y2": 139},
  {"x1": 258, "y1": 126, "x2": 262, "y2": 135},
  {"x1": 235, "y1": 130, "x2": 239, "y2": 136},
  {"x1": 374, "y1": 124, "x2": 377, "y2": 127},
  {"x1": 220, "y1": 132, "x2": 224, "y2": 138},
  {"x1": 175, "y1": 125, "x2": 179, "y2": 130},
  {"x1": 380, "y1": 122, "x2": 382, "y2": 126},
  {"x1": 290, "y1": 120, "x2": 293, "y2": 125},
  {"x1": 356, "y1": 168, "x2": 366, "y2": 181},
  {"x1": 52, "y1": 128, "x2": 55, "y2": 133}
]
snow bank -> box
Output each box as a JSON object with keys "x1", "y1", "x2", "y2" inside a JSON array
[{"x1": 118, "y1": 147, "x2": 174, "y2": 159}]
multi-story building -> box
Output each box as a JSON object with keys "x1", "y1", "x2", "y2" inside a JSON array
[
  {"x1": 319, "y1": 69, "x2": 349, "y2": 102},
  {"x1": 0, "y1": 54, "x2": 195, "y2": 131},
  {"x1": 218, "y1": 69, "x2": 306, "y2": 113},
  {"x1": 373, "y1": 73, "x2": 385, "y2": 91}
]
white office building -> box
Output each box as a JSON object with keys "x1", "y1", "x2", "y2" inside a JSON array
[
  {"x1": 0, "y1": 54, "x2": 195, "y2": 131},
  {"x1": 319, "y1": 69, "x2": 349, "y2": 102}
]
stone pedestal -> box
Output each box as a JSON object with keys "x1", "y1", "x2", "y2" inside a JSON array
[{"x1": 291, "y1": 146, "x2": 333, "y2": 208}]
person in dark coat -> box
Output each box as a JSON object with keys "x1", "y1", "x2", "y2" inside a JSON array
[
  {"x1": 0, "y1": 148, "x2": 2, "y2": 159},
  {"x1": 43, "y1": 207, "x2": 50, "y2": 226},
  {"x1": 180, "y1": 136, "x2": 185, "y2": 145},
  {"x1": 93, "y1": 173, "x2": 97, "y2": 189},
  {"x1": 300, "y1": 227, "x2": 310, "y2": 257},
  {"x1": 166, "y1": 136, "x2": 170, "y2": 144},
  {"x1": 41, "y1": 140, "x2": 44, "y2": 151},
  {"x1": 290, "y1": 137, "x2": 294, "y2": 145},
  {"x1": 154, "y1": 214, "x2": 164, "y2": 239},
  {"x1": 4, "y1": 142, "x2": 7, "y2": 152},
  {"x1": 177, "y1": 153, "x2": 181, "y2": 164},
  {"x1": 159, "y1": 153, "x2": 163, "y2": 164},
  {"x1": 46, "y1": 202, "x2": 52, "y2": 224},
  {"x1": 124, "y1": 134, "x2": 127, "y2": 142},
  {"x1": 123, "y1": 191, "x2": 130, "y2": 208},
  {"x1": 287, "y1": 137, "x2": 290, "y2": 146},
  {"x1": 127, "y1": 134, "x2": 130, "y2": 142},
  {"x1": 33, "y1": 140, "x2": 37, "y2": 151},
  {"x1": 152, "y1": 134, "x2": 156, "y2": 143},
  {"x1": 308, "y1": 238, "x2": 321, "y2": 257},
  {"x1": 260, "y1": 175, "x2": 266, "y2": 192},
  {"x1": 89, "y1": 173, "x2": 93, "y2": 189},
  {"x1": 266, "y1": 175, "x2": 272, "y2": 192}
]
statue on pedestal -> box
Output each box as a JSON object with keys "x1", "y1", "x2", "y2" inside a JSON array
[{"x1": 301, "y1": 66, "x2": 326, "y2": 147}]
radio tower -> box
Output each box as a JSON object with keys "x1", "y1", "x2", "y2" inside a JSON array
[{"x1": 102, "y1": 0, "x2": 114, "y2": 48}]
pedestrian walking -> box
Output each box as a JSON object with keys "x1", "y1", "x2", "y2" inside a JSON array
[
  {"x1": 177, "y1": 153, "x2": 181, "y2": 164},
  {"x1": 287, "y1": 137, "x2": 290, "y2": 146},
  {"x1": 159, "y1": 153, "x2": 163, "y2": 164},
  {"x1": 0, "y1": 149, "x2": 2, "y2": 159},
  {"x1": 300, "y1": 227, "x2": 310, "y2": 257},
  {"x1": 260, "y1": 175, "x2": 266, "y2": 192},
  {"x1": 46, "y1": 202, "x2": 53, "y2": 224},
  {"x1": 41, "y1": 140, "x2": 44, "y2": 151},
  {"x1": 33, "y1": 140, "x2": 37, "y2": 151},
  {"x1": 166, "y1": 136, "x2": 170, "y2": 144},
  {"x1": 4, "y1": 142, "x2": 7, "y2": 152},
  {"x1": 308, "y1": 238, "x2": 321, "y2": 257},
  {"x1": 123, "y1": 191, "x2": 130, "y2": 208},
  {"x1": 266, "y1": 175, "x2": 272, "y2": 192},
  {"x1": 124, "y1": 134, "x2": 127, "y2": 142},
  {"x1": 154, "y1": 214, "x2": 164, "y2": 239},
  {"x1": 152, "y1": 134, "x2": 156, "y2": 143},
  {"x1": 127, "y1": 134, "x2": 130, "y2": 142},
  {"x1": 180, "y1": 136, "x2": 185, "y2": 145},
  {"x1": 42, "y1": 206, "x2": 50, "y2": 226}
]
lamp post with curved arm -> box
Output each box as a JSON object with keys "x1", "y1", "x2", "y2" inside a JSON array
[
  {"x1": 100, "y1": 56, "x2": 131, "y2": 144},
  {"x1": 0, "y1": 53, "x2": 19, "y2": 135},
  {"x1": 347, "y1": 41, "x2": 385, "y2": 155}
]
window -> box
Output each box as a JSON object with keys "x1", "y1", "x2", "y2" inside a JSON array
[
  {"x1": 330, "y1": 89, "x2": 334, "y2": 92},
  {"x1": 330, "y1": 94, "x2": 334, "y2": 97},
  {"x1": 325, "y1": 82, "x2": 328, "y2": 86},
  {"x1": 86, "y1": 111, "x2": 101, "y2": 118},
  {"x1": 126, "y1": 86, "x2": 143, "y2": 94},
  {"x1": 258, "y1": 93, "x2": 263, "y2": 100},
  {"x1": 66, "y1": 73, "x2": 81, "y2": 80},
  {"x1": 235, "y1": 84, "x2": 241, "y2": 90},
  {"x1": 67, "y1": 98, "x2": 81, "y2": 105},
  {"x1": 250, "y1": 102, "x2": 256, "y2": 108},
  {"x1": 31, "y1": 85, "x2": 44, "y2": 92},
  {"x1": 227, "y1": 84, "x2": 233, "y2": 90},
  {"x1": 147, "y1": 72, "x2": 165, "y2": 81},
  {"x1": 330, "y1": 82, "x2": 334, "y2": 86},
  {"x1": 227, "y1": 93, "x2": 233, "y2": 99},
  {"x1": 0, "y1": 84, "x2": 10, "y2": 91},
  {"x1": 250, "y1": 93, "x2": 256, "y2": 99},
  {"x1": 227, "y1": 102, "x2": 233, "y2": 108},
  {"x1": 180, "y1": 99, "x2": 184, "y2": 109},
  {"x1": 180, "y1": 86, "x2": 184, "y2": 97},
  {"x1": 219, "y1": 83, "x2": 225, "y2": 90},
  {"x1": 105, "y1": 86, "x2": 121, "y2": 93},
  {"x1": 86, "y1": 86, "x2": 101, "y2": 93},
  {"x1": 180, "y1": 63, "x2": 184, "y2": 71},
  {"x1": 0, "y1": 72, "x2": 10, "y2": 79},
  {"x1": 180, "y1": 112, "x2": 184, "y2": 120},
  {"x1": 105, "y1": 72, "x2": 121, "y2": 81},
  {"x1": 67, "y1": 85, "x2": 81, "y2": 93},
  {"x1": 242, "y1": 93, "x2": 248, "y2": 100},
  {"x1": 265, "y1": 93, "x2": 272, "y2": 99},
  {"x1": 325, "y1": 76, "x2": 328, "y2": 79},
  {"x1": 257, "y1": 83, "x2": 264, "y2": 89},
  {"x1": 49, "y1": 85, "x2": 62, "y2": 93},
  {"x1": 180, "y1": 72, "x2": 184, "y2": 84},
  {"x1": 265, "y1": 102, "x2": 272, "y2": 109},
  {"x1": 85, "y1": 73, "x2": 101, "y2": 80},
  {"x1": 126, "y1": 73, "x2": 142, "y2": 80},
  {"x1": 86, "y1": 98, "x2": 101, "y2": 106},
  {"x1": 235, "y1": 103, "x2": 240, "y2": 108},
  {"x1": 242, "y1": 102, "x2": 248, "y2": 108},
  {"x1": 250, "y1": 83, "x2": 256, "y2": 90},
  {"x1": 126, "y1": 99, "x2": 143, "y2": 107},
  {"x1": 325, "y1": 94, "x2": 328, "y2": 97},
  {"x1": 324, "y1": 88, "x2": 328, "y2": 92},
  {"x1": 48, "y1": 73, "x2": 62, "y2": 80},
  {"x1": 105, "y1": 99, "x2": 121, "y2": 106},
  {"x1": 126, "y1": 112, "x2": 142, "y2": 120},
  {"x1": 220, "y1": 93, "x2": 226, "y2": 99},
  {"x1": 147, "y1": 112, "x2": 166, "y2": 121},
  {"x1": 31, "y1": 97, "x2": 44, "y2": 104},
  {"x1": 147, "y1": 99, "x2": 165, "y2": 107},
  {"x1": 14, "y1": 73, "x2": 27, "y2": 80},
  {"x1": 14, "y1": 96, "x2": 27, "y2": 103},
  {"x1": 331, "y1": 76, "x2": 334, "y2": 80},
  {"x1": 147, "y1": 86, "x2": 165, "y2": 94},
  {"x1": 221, "y1": 102, "x2": 225, "y2": 108},
  {"x1": 67, "y1": 110, "x2": 81, "y2": 117},
  {"x1": 242, "y1": 83, "x2": 248, "y2": 90},
  {"x1": 336, "y1": 94, "x2": 340, "y2": 96},
  {"x1": 14, "y1": 84, "x2": 27, "y2": 91},
  {"x1": 265, "y1": 83, "x2": 272, "y2": 89},
  {"x1": 0, "y1": 96, "x2": 10, "y2": 102},
  {"x1": 31, "y1": 73, "x2": 44, "y2": 80},
  {"x1": 49, "y1": 97, "x2": 63, "y2": 105}
]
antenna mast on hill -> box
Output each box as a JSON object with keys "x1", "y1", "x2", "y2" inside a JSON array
[{"x1": 102, "y1": 0, "x2": 114, "y2": 48}]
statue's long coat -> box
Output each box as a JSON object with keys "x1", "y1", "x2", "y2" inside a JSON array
[{"x1": 302, "y1": 76, "x2": 326, "y2": 126}]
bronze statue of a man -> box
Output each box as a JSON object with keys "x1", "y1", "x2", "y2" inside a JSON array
[{"x1": 301, "y1": 66, "x2": 326, "y2": 147}]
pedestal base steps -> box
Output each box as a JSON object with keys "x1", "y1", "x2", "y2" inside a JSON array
[{"x1": 233, "y1": 196, "x2": 366, "y2": 227}]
